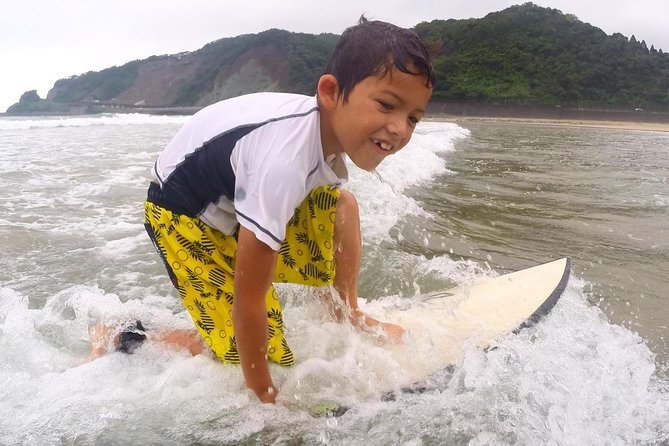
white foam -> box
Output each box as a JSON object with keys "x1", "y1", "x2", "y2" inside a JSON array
[
  {"x1": 1, "y1": 118, "x2": 668, "y2": 444},
  {"x1": 0, "y1": 113, "x2": 190, "y2": 131},
  {"x1": 349, "y1": 121, "x2": 469, "y2": 245},
  {"x1": 434, "y1": 279, "x2": 669, "y2": 444}
]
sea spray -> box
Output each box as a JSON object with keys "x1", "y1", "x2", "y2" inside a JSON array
[{"x1": 1, "y1": 115, "x2": 668, "y2": 444}]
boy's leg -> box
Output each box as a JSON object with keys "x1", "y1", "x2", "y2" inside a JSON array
[
  {"x1": 89, "y1": 322, "x2": 207, "y2": 357},
  {"x1": 279, "y1": 187, "x2": 405, "y2": 341},
  {"x1": 144, "y1": 201, "x2": 294, "y2": 365},
  {"x1": 330, "y1": 189, "x2": 361, "y2": 313},
  {"x1": 331, "y1": 190, "x2": 405, "y2": 341}
]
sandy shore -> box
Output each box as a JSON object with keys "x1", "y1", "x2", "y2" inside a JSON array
[{"x1": 435, "y1": 116, "x2": 669, "y2": 133}]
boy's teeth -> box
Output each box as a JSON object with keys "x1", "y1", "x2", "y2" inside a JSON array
[{"x1": 374, "y1": 139, "x2": 392, "y2": 151}]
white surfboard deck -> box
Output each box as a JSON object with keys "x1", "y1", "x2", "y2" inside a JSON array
[{"x1": 381, "y1": 257, "x2": 571, "y2": 383}]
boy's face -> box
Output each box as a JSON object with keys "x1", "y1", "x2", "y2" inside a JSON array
[{"x1": 320, "y1": 67, "x2": 432, "y2": 171}]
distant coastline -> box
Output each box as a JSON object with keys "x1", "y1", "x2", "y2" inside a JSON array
[
  {"x1": 0, "y1": 104, "x2": 202, "y2": 117},
  {"x1": 428, "y1": 102, "x2": 669, "y2": 132},
  {"x1": 3, "y1": 102, "x2": 669, "y2": 133},
  {"x1": 6, "y1": 4, "x2": 669, "y2": 122},
  {"x1": 439, "y1": 116, "x2": 669, "y2": 133}
]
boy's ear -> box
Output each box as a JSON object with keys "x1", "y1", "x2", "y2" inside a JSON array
[{"x1": 317, "y1": 74, "x2": 341, "y2": 110}]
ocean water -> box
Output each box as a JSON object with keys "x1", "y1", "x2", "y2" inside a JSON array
[{"x1": 0, "y1": 114, "x2": 667, "y2": 445}]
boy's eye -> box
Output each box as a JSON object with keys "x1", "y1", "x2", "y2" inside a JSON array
[
  {"x1": 409, "y1": 116, "x2": 420, "y2": 125},
  {"x1": 378, "y1": 101, "x2": 393, "y2": 110}
]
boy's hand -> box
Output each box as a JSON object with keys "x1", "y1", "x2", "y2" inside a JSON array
[
  {"x1": 351, "y1": 310, "x2": 406, "y2": 344},
  {"x1": 320, "y1": 289, "x2": 406, "y2": 343},
  {"x1": 376, "y1": 320, "x2": 406, "y2": 343},
  {"x1": 255, "y1": 383, "x2": 279, "y2": 404}
]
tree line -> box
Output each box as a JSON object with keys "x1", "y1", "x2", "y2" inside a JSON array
[
  {"x1": 416, "y1": 3, "x2": 669, "y2": 111},
  {"x1": 8, "y1": 3, "x2": 669, "y2": 114}
]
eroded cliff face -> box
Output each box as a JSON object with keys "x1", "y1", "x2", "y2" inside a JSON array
[
  {"x1": 8, "y1": 29, "x2": 335, "y2": 114},
  {"x1": 94, "y1": 46, "x2": 288, "y2": 107},
  {"x1": 111, "y1": 54, "x2": 204, "y2": 107},
  {"x1": 199, "y1": 45, "x2": 289, "y2": 105}
]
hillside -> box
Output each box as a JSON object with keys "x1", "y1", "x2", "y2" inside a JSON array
[
  {"x1": 7, "y1": 29, "x2": 338, "y2": 114},
  {"x1": 417, "y1": 3, "x2": 669, "y2": 110},
  {"x1": 7, "y1": 3, "x2": 669, "y2": 115}
]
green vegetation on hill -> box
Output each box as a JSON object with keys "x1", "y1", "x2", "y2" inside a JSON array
[
  {"x1": 171, "y1": 29, "x2": 337, "y2": 106},
  {"x1": 49, "y1": 63, "x2": 140, "y2": 103},
  {"x1": 416, "y1": 3, "x2": 669, "y2": 110},
  {"x1": 171, "y1": 34, "x2": 257, "y2": 106},
  {"x1": 7, "y1": 3, "x2": 669, "y2": 114}
]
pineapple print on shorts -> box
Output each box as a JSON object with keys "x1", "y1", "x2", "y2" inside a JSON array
[{"x1": 144, "y1": 184, "x2": 340, "y2": 367}]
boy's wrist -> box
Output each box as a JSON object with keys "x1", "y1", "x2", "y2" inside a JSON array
[{"x1": 349, "y1": 308, "x2": 376, "y2": 330}]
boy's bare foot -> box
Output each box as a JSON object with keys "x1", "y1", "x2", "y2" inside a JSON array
[
  {"x1": 88, "y1": 321, "x2": 205, "y2": 360},
  {"x1": 88, "y1": 322, "x2": 117, "y2": 358}
]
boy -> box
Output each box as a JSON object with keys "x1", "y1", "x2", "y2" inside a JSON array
[{"x1": 143, "y1": 17, "x2": 434, "y2": 403}]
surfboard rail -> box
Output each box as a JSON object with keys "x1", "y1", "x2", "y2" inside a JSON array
[
  {"x1": 383, "y1": 257, "x2": 572, "y2": 384},
  {"x1": 517, "y1": 257, "x2": 571, "y2": 331}
]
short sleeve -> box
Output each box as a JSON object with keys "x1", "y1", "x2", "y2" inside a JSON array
[{"x1": 233, "y1": 128, "x2": 313, "y2": 251}]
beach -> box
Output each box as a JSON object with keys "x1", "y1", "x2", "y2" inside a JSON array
[{"x1": 441, "y1": 116, "x2": 669, "y2": 133}]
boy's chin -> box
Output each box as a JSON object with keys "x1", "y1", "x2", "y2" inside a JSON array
[
  {"x1": 348, "y1": 155, "x2": 384, "y2": 172},
  {"x1": 352, "y1": 162, "x2": 381, "y2": 172}
]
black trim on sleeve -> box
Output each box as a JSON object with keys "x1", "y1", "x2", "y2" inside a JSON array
[{"x1": 236, "y1": 210, "x2": 283, "y2": 246}]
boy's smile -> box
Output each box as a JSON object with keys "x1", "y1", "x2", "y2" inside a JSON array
[{"x1": 318, "y1": 68, "x2": 433, "y2": 171}]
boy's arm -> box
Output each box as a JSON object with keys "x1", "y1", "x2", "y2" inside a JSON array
[{"x1": 232, "y1": 226, "x2": 278, "y2": 403}]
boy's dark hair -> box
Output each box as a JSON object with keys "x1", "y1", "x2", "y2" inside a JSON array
[{"x1": 324, "y1": 16, "x2": 435, "y2": 102}]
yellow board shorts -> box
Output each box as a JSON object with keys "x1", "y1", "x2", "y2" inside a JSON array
[{"x1": 144, "y1": 185, "x2": 340, "y2": 366}]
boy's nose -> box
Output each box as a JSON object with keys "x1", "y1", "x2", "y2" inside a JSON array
[{"x1": 387, "y1": 118, "x2": 410, "y2": 142}]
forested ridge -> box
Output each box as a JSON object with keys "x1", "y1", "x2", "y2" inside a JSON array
[
  {"x1": 417, "y1": 3, "x2": 669, "y2": 110},
  {"x1": 7, "y1": 3, "x2": 669, "y2": 114}
]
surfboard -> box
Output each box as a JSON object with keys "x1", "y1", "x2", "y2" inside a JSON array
[
  {"x1": 297, "y1": 257, "x2": 571, "y2": 416},
  {"x1": 381, "y1": 257, "x2": 571, "y2": 384}
]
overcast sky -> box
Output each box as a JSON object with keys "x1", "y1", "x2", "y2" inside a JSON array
[{"x1": 2, "y1": 0, "x2": 668, "y2": 112}]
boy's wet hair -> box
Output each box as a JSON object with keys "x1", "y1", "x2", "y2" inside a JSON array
[
  {"x1": 324, "y1": 16, "x2": 435, "y2": 102},
  {"x1": 117, "y1": 320, "x2": 147, "y2": 354}
]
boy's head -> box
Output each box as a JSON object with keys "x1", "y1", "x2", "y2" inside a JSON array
[
  {"x1": 323, "y1": 16, "x2": 435, "y2": 103},
  {"x1": 318, "y1": 17, "x2": 434, "y2": 171}
]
